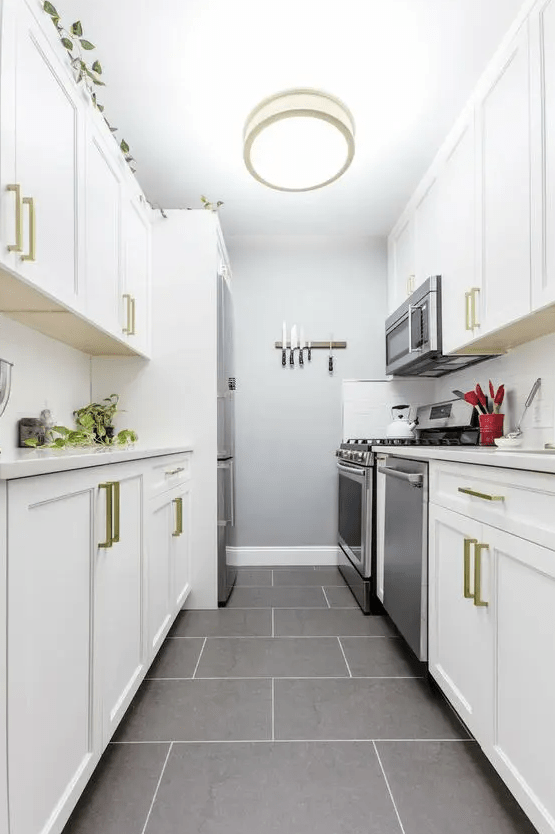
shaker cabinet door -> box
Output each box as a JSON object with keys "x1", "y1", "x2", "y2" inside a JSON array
[{"x1": 121, "y1": 196, "x2": 151, "y2": 356}]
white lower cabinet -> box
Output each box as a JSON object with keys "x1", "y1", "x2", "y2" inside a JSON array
[
  {"x1": 430, "y1": 466, "x2": 555, "y2": 834},
  {"x1": 4, "y1": 452, "x2": 193, "y2": 834}
]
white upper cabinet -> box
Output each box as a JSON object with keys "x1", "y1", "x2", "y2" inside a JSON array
[
  {"x1": 388, "y1": 216, "x2": 415, "y2": 312},
  {"x1": 530, "y1": 0, "x2": 555, "y2": 311},
  {"x1": 121, "y1": 195, "x2": 151, "y2": 356},
  {"x1": 84, "y1": 123, "x2": 123, "y2": 336},
  {"x1": 439, "y1": 118, "x2": 480, "y2": 354},
  {"x1": 478, "y1": 23, "x2": 532, "y2": 336},
  {"x1": 414, "y1": 175, "x2": 441, "y2": 287},
  {"x1": 8, "y1": 0, "x2": 83, "y2": 309}
]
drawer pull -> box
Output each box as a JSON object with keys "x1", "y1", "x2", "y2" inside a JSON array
[
  {"x1": 463, "y1": 537, "x2": 477, "y2": 599},
  {"x1": 165, "y1": 467, "x2": 185, "y2": 476},
  {"x1": 458, "y1": 487, "x2": 504, "y2": 502},
  {"x1": 474, "y1": 543, "x2": 489, "y2": 607},
  {"x1": 172, "y1": 497, "x2": 183, "y2": 537}
]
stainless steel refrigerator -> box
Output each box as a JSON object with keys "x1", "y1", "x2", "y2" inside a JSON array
[{"x1": 217, "y1": 267, "x2": 237, "y2": 605}]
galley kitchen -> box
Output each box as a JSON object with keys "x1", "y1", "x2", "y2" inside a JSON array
[{"x1": 0, "y1": 2, "x2": 553, "y2": 834}]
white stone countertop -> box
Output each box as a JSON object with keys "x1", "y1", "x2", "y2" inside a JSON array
[
  {"x1": 0, "y1": 445, "x2": 193, "y2": 480},
  {"x1": 372, "y1": 444, "x2": 555, "y2": 474}
]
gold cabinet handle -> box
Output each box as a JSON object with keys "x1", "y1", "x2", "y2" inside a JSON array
[
  {"x1": 470, "y1": 287, "x2": 480, "y2": 328},
  {"x1": 99, "y1": 483, "x2": 113, "y2": 548},
  {"x1": 21, "y1": 196, "x2": 36, "y2": 262},
  {"x1": 172, "y1": 496, "x2": 183, "y2": 537},
  {"x1": 130, "y1": 296, "x2": 136, "y2": 335},
  {"x1": 165, "y1": 467, "x2": 185, "y2": 476},
  {"x1": 474, "y1": 543, "x2": 489, "y2": 607},
  {"x1": 458, "y1": 487, "x2": 505, "y2": 502},
  {"x1": 122, "y1": 293, "x2": 132, "y2": 334},
  {"x1": 463, "y1": 537, "x2": 477, "y2": 599},
  {"x1": 111, "y1": 481, "x2": 120, "y2": 543},
  {"x1": 7, "y1": 184, "x2": 23, "y2": 252},
  {"x1": 465, "y1": 291, "x2": 473, "y2": 331}
]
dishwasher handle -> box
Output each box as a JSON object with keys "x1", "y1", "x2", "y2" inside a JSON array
[{"x1": 378, "y1": 465, "x2": 423, "y2": 488}]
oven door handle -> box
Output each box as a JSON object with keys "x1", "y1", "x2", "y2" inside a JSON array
[
  {"x1": 337, "y1": 461, "x2": 368, "y2": 479},
  {"x1": 378, "y1": 466, "x2": 423, "y2": 487}
]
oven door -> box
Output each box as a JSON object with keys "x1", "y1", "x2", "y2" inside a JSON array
[
  {"x1": 337, "y1": 460, "x2": 372, "y2": 578},
  {"x1": 385, "y1": 293, "x2": 437, "y2": 375}
]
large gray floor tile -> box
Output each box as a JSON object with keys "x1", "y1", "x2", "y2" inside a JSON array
[
  {"x1": 235, "y1": 569, "x2": 273, "y2": 587},
  {"x1": 376, "y1": 741, "x2": 538, "y2": 834},
  {"x1": 170, "y1": 608, "x2": 272, "y2": 637},
  {"x1": 275, "y1": 608, "x2": 395, "y2": 636},
  {"x1": 196, "y1": 637, "x2": 349, "y2": 678},
  {"x1": 323, "y1": 585, "x2": 358, "y2": 607},
  {"x1": 115, "y1": 679, "x2": 272, "y2": 742},
  {"x1": 228, "y1": 587, "x2": 327, "y2": 608},
  {"x1": 274, "y1": 678, "x2": 469, "y2": 740},
  {"x1": 63, "y1": 743, "x2": 169, "y2": 834},
  {"x1": 145, "y1": 742, "x2": 401, "y2": 834},
  {"x1": 273, "y1": 568, "x2": 346, "y2": 587},
  {"x1": 340, "y1": 637, "x2": 423, "y2": 678},
  {"x1": 147, "y1": 637, "x2": 204, "y2": 679},
  {"x1": 257, "y1": 564, "x2": 319, "y2": 570}
]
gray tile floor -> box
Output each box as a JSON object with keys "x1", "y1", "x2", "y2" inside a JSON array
[{"x1": 63, "y1": 566, "x2": 538, "y2": 834}]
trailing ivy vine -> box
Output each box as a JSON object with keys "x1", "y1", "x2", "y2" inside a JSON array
[{"x1": 42, "y1": 2, "x2": 136, "y2": 171}]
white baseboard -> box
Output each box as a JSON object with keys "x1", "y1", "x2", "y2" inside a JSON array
[{"x1": 226, "y1": 546, "x2": 340, "y2": 567}]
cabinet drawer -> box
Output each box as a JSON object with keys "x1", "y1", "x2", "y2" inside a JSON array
[
  {"x1": 147, "y1": 454, "x2": 191, "y2": 497},
  {"x1": 430, "y1": 461, "x2": 555, "y2": 550}
]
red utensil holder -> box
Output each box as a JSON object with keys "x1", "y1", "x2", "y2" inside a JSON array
[{"x1": 479, "y1": 413, "x2": 504, "y2": 446}]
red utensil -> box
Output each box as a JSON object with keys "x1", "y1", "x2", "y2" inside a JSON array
[
  {"x1": 494, "y1": 385, "x2": 505, "y2": 414},
  {"x1": 489, "y1": 380, "x2": 495, "y2": 400},
  {"x1": 475, "y1": 384, "x2": 489, "y2": 414},
  {"x1": 464, "y1": 391, "x2": 487, "y2": 414}
]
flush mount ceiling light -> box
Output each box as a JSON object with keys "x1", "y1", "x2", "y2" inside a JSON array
[{"x1": 243, "y1": 89, "x2": 355, "y2": 192}]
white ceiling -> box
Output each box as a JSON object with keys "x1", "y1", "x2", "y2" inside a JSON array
[{"x1": 57, "y1": 0, "x2": 524, "y2": 237}]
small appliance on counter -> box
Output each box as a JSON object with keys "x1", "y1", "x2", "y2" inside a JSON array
[
  {"x1": 385, "y1": 276, "x2": 492, "y2": 377},
  {"x1": 385, "y1": 404, "x2": 417, "y2": 439}
]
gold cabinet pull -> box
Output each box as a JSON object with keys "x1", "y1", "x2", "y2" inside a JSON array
[
  {"x1": 470, "y1": 287, "x2": 480, "y2": 328},
  {"x1": 165, "y1": 467, "x2": 185, "y2": 476},
  {"x1": 465, "y1": 291, "x2": 472, "y2": 331},
  {"x1": 474, "y1": 543, "x2": 489, "y2": 607},
  {"x1": 99, "y1": 483, "x2": 113, "y2": 548},
  {"x1": 7, "y1": 184, "x2": 23, "y2": 252},
  {"x1": 122, "y1": 293, "x2": 132, "y2": 334},
  {"x1": 172, "y1": 497, "x2": 183, "y2": 537},
  {"x1": 21, "y1": 196, "x2": 36, "y2": 262},
  {"x1": 130, "y1": 296, "x2": 136, "y2": 335},
  {"x1": 458, "y1": 487, "x2": 505, "y2": 502},
  {"x1": 463, "y1": 537, "x2": 477, "y2": 599},
  {"x1": 111, "y1": 481, "x2": 120, "y2": 543}
]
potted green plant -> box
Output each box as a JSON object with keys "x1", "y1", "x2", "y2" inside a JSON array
[{"x1": 24, "y1": 394, "x2": 138, "y2": 449}]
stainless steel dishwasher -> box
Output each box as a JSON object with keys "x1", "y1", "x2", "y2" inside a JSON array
[{"x1": 378, "y1": 456, "x2": 429, "y2": 660}]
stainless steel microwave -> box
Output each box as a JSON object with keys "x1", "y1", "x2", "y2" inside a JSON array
[{"x1": 385, "y1": 276, "x2": 490, "y2": 377}]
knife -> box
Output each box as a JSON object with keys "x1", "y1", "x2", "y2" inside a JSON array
[
  {"x1": 282, "y1": 321, "x2": 287, "y2": 367},
  {"x1": 307, "y1": 341, "x2": 312, "y2": 361},
  {"x1": 299, "y1": 327, "x2": 305, "y2": 366},
  {"x1": 290, "y1": 325, "x2": 298, "y2": 367}
]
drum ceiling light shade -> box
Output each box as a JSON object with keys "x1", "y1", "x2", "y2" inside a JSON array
[{"x1": 243, "y1": 89, "x2": 355, "y2": 192}]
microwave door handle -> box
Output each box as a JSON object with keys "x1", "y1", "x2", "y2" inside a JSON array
[{"x1": 408, "y1": 304, "x2": 423, "y2": 354}]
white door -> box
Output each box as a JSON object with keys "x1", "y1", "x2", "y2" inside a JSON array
[
  {"x1": 478, "y1": 23, "x2": 532, "y2": 335},
  {"x1": 7, "y1": 470, "x2": 100, "y2": 834},
  {"x1": 13, "y1": 0, "x2": 83, "y2": 308},
  {"x1": 530, "y1": 0, "x2": 555, "y2": 312},
  {"x1": 414, "y1": 176, "x2": 441, "y2": 289},
  {"x1": 428, "y1": 505, "x2": 494, "y2": 742},
  {"x1": 99, "y1": 471, "x2": 145, "y2": 743},
  {"x1": 390, "y1": 216, "x2": 415, "y2": 309},
  {"x1": 122, "y1": 195, "x2": 151, "y2": 356},
  {"x1": 85, "y1": 124, "x2": 123, "y2": 335},
  {"x1": 487, "y1": 525, "x2": 555, "y2": 834},
  {"x1": 439, "y1": 118, "x2": 481, "y2": 353},
  {"x1": 172, "y1": 483, "x2": 192, "y2": 612},
  {"x1": 147, "y1": 493, "x2": 173, "y2": 658}
]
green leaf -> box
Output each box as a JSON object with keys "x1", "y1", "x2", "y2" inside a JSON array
[
  {"x1": 61, "y1": 37, "x2": 73, "y2": 50},
  {"x1": 80, "y1": 39, "x2": 95, "y2": 50},
  {"x1": 71, "y1": 20, "x2": 83, "y2": 36},
  {"x1": 97, "y1": 103, "x2": 105, "y2": 113},
  {"x1": 52, "y1": 426, "x2": 69, "y2": 436},
  {"x1": 91, "y1": 75, "x2": 105, "y2": 86},
  {"x1": 24, "y1": 437, "x2": 39, "y2": 447},
  {"x1": 120, "y1": 139, "x2": 130, "y2": 154},
  {"x1": 43, "y1": 1, "x2": 59, "y2": 17},
  {"x1": 53, "y1": 438, "x2": 66, "y2": 448},
  {"x1": 92, "y1": 60, "x2": 102, "y2": 75}
]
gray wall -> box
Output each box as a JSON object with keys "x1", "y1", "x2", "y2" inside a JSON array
[{"x1": 227, "y1": 235, "x2": 387, "y2": 548}]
